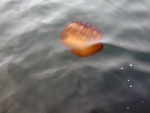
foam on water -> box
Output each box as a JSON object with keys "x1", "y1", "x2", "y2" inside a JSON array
[{"x1": 86, "y1": 38, "x2": 111, "y2": 47}]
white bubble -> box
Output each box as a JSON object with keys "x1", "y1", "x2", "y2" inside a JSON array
[
  {"x1": 142, "y1": 101, "x2": 144, "y2": 103},
  {"x1": 130, "y1": 85, "x2": 133, "y2": 88},
  {"x1": 127, "y1": 107, "x2": 129, "y2": 109},
  {"x1": 127, "y1": 79, "x2": 130, "y2": 82},
  {"x1": 120, "y1": 67, "x2": 124, "y2": 70},
  {"x1": 129, "y1": 64, "x2": 133, "y2": 67}
]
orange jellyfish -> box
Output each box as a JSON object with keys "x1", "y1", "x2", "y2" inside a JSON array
[{"x1": 61, "y1": 21, "x2": 103, "y2": 57}]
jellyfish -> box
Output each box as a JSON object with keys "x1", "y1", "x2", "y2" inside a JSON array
[{"x1": 61, "y1": 21, "x2": 103, "y2": 57}]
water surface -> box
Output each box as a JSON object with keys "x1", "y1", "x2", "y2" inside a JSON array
[{"x1": 0, "y1": 0, "x2": 150, "y2": 113}]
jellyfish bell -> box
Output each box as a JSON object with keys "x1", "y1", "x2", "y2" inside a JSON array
[
  {"x1": 71, "y1": 43, "x2": 103, "y2": 57},
  {"x1": 61, "y1": 21, "x2": 103, "y2": 57}
]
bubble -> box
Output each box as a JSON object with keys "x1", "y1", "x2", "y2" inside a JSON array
[
  {"x1": 129, "y1": 64, "x2": 133, "y2": 67},
  {"x1": 129, "y1": 85, "x2": 133, "y2": 88},
  {"x1": 127, "y1": 79, "x2": 130, "y2": 82}
]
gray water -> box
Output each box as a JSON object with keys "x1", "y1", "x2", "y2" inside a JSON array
[{"x1": 0, "y1": 0, "x2": 150, "y2": 113}]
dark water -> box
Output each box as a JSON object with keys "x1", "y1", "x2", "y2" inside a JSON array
[{"x1": 0, "y1": 0, "x2": 150, "y2": 113}]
